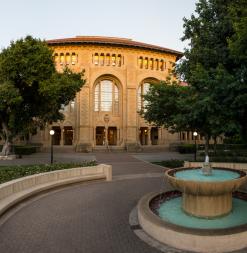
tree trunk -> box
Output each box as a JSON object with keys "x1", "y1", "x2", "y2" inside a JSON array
[
  {"x1": 1, "y1": 122, "x2": 11, "y2": 156},
  {"x1": 213, "y1": 136, "x2": 217, "y2": 155},
  {"x1": 205, "y1": 134, "x2": 210, "y2": 158}
]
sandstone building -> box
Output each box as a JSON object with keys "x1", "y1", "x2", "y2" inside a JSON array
[{"x1": 30, "y1": 36, "x2": 197, "y2": 151}]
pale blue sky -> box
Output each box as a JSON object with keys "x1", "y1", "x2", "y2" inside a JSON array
[{"x1": 0, "y1": 0, "x2": 197, "y2": 52}]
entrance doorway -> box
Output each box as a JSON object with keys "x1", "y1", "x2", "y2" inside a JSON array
[
  {"x1": 96, "y1": 127, "x2": 105, "y2": 145},
  {"x1": 139, "y1": 127, "x2": 148, "y2": 145},
  {"x1": 64, "y1": 126, "x2": 73, "y2": 145},
  {"x1": 52, "y1": 126, "x2": 61, "y2": 145},
  {"x1": 151, "y1": 127, "x2": 158, "y2": 145},
  {"x1": 108, "y1": 127, "x2": 117, "y2": 145}
]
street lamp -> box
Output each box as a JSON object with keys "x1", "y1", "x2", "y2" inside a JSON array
[
  {"x1": 49, "y1": 130, "x2": 55, "y2": 164},
  {"x1": 104, "y1": 114, "x2": 110, "y2": 151},
  {"x1": 193, "y1": 131, "x2": 198, "y2": 161}
]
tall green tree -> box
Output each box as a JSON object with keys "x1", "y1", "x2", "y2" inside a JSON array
[
  {"x1": 227, "y1": 0, "x2": 247, "y2": 141},
  {"x1": 0, "y1": 36, "x2": 85, "y2": 155},
  {"x1": 178, "y1": 0, "x2": 247, "y2": 141},
  {"x1": 142, "y1": 0, "x2": 246, "y2": 155}
]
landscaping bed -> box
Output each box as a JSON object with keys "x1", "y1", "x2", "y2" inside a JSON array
[{"x1": 0, "y1": 161, "x2": 97, "y2": 184}]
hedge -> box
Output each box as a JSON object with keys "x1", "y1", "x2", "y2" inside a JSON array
[{"x1": 0, "y1": 161, "x2": 97, "y2": 184}]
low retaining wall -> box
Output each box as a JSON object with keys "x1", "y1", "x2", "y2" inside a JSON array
[
  {"x1": 184, "y1": 161, "x2": 247, "y2": 171},
  {"x1": 0, "y1": 164, "x2": 112, "y2": 216}
]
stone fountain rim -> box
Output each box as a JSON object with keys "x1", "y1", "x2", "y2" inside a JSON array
[
  {"x1": 139, "y1": 191, "x2": 247, "y2": 236},
  {"x1": 166, "y1": 167, "x2": 246, "y2": 183}
]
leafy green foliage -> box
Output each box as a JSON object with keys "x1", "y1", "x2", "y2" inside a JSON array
[
  {"x1": 177, "y1": 144, "x2": 195, "y2": 154},
  {"x1": 0, "y1": 161, "x2": 97, "y2": 184},
  {"x1": 153, "y1": 160, "x2": 184, "y2": 168},
  {"x1": 142, "y1": 0, "x2": 247, "y2": 155},
  {"x1": 0, "y1": 36, "x2": 85, "y2": 152},
  {"x1": 178, "y1": 0, "x2": 247, "y2": 141},
  {"x1": 14, "y1": 146, "x2": 37, "y2": 155}
]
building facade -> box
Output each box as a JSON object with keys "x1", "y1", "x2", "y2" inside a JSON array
[{"x1": 30, "y1": 36, "x2": 196, "y2": 151}]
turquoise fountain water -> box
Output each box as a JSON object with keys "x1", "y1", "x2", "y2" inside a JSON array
[
  {"x1": 158, "y1": 196, "x2": 247, "y2": 229},
  {"x1": 175, "y1": 168, "x2": 239, "y2": 182},
  {"x1": 138, "y1": 158, "x2": 247, "y2": 252},
  {"x1": 157, "y1": 159, "x2": 247, "y2": 229}
]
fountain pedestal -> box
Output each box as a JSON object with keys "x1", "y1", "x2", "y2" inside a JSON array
[
  {"x1": 183, "y1": 192, "x2": 232, "y2": 218},
  {"x1": 166, "y1": 168, "x2": 247, "y2": 218}
]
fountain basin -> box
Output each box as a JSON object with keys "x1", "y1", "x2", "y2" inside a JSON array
[
  {"x1": 166, "y1": 167, "x2": 247, "y2": 218},
  {"x1": 137, "y1": 191, "x2": 247, "y2": 253}
]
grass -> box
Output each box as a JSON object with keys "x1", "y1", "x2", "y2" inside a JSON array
[{"x1": 0, "y1": 161, "x2": 97, "y2": 184}]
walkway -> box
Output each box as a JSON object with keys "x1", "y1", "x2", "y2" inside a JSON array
[{"x1": 0, "y1": 152, "x2": 187, "y2": 253}]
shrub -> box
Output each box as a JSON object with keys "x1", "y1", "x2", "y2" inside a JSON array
[
  {"x1": 0, "y1": 161, "x2": 97, "y2": 184},
  {"x1": 153, "y1": 159, "x2": 184, "y2": 168},
  {"x1": 14, "y1": 146, "x2": 37, "y2": 155},
  {"x1": 178, "y1": 144, "x2": 195, "y2": 154}
]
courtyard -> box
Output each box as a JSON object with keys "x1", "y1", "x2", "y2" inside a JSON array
[
  {"x1": 0, "y1": 151, "x2": 192, "y2": 253},
  {"x1": 0, "y1": 151, "x2": 247, "y2": 253}
]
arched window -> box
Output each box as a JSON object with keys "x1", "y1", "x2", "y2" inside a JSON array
[
  {"x1": 71, "y1": 53, "x2": 77, "y2": 65},
  {"x1": 94, "y1": 79, "x2": 119, "y2": 114},
  {"x1": 54, "y1": 53, "x2": 59, "y2": 64},
  {"x1": 138, "y1": 57, "x2": 143, "y2": 68},
  {"x1": 94, "y1": 53, "x2": 99, "y2": 65},
  {"x1": 66, "y1": 53, "x2": 70, "y2": 65},
  {"x1": 112, "y1": 54, "x2": 116, "y2": 66},
  {"x1": 138, "y1": 82, "x2": 151, "y2": 111},
  {"x1": 117, "y1": 54, "x2": 121, "y2": 67},
  {"x1": 155, "y1": 59, "x2": 159, "y2": 70},
  {"x1": 100, "y1": 53, "x2": 104, "y2": 66},
  {"x1": 60, "y1": 53, "x2": 65, "y2": 65},
  {"x1": 160, "y1": 60, "x2": 164, "y2": 71},
  {"x1": 144, "y1": 57, "x2": 148, "y2": 69},
  {"x1": 106, "y1": 54, "x2": 110, "y2": 65},
  {"x1": 149, "y1": 58, "x2": 154, "y2": 70}
]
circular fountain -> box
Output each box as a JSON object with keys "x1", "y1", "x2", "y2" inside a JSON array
[{"x1": 137, "y1": 159, "x2": 247, "y2": 253}]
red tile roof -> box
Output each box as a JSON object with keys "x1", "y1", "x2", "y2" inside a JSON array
[{"x1": 46, "y1": 36, "x2": 183, "y2": 59}]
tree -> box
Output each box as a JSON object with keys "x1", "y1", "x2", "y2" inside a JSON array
[
  {"x1": 142, "y1": 0, "x2": 247, "y2": 155},
  {"x1": 142, "y1": 79, "x2": 234, "y2": 155},
  {"x1": 178, "y1": 0, "x2": 247, "y2": 142},
  {"x1": 227, "y1": 0, "x2": 247, "y2": 141},
  {"x1": 0, "y1": 36, "x2": 85, "y2": 155}
]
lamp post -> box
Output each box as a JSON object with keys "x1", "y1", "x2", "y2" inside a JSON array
[
  {"x1": 49, "y1": 130, "x2": 55, "y2": 164},
  {"x1": 193, "y1": 131, "x2": 198, "y2": 161},
  {"x1": 104, "y1": 114, "x2": 110, "y2": 151}
]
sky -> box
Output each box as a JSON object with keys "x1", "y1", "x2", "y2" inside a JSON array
[{"x1": 0, "y1": 0, "x2": 197, "y2": 52}]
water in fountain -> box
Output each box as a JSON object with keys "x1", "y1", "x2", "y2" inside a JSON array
[{"x1": 158, "y1": 195, "x2": 247, "y2": 229}]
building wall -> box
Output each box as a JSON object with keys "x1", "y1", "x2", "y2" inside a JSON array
[{"x1": 35, "y1": 43, "x2": 183, "y2": 151}]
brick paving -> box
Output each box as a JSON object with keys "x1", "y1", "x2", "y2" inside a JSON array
[{"x1": 1, "y1": 152, "x2": 243, "y2": 253}]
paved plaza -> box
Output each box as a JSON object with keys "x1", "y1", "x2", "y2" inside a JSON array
[{"x1": 3, "y1": 151, "x2": 245, "y2": 253}]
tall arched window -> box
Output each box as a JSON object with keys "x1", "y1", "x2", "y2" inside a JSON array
[
  {"x1": 138, "y1": 57, "x2": 143, "y2": 68},
  {"x1": 94, "y1": 53, "x2": 99, "y2": 65},
  {"x1": 71, "y1": 53, "x2": 77, "y2": 65},
  {"x1": 54, "y1": 53, "x2": 59, "y2": 64},
  {"x1": 66, "y1": 53, "x2": 70, "y2": 65},
  {"x1": 117, "y1": 54, "x2": 121, "y2": 67},
  {"x1": 138, "y1": 82, "x2": 150, "y2": 111},
  {"x1": 94, "y1": 79, "x2": 119, "y2": 114},
  {"x1": 160, "y1": 59, "x2": 164, "y2": 71},
  {"x1": 100, "y1": 53, "x2": 104, "y2": 66},
  {"x1": 112, "y1": 54, "x2": 116, "y2": 66},
  {"x1": 144, "y1": 57, "x2": 148, "y2": 69},
  {"x1": 60, "y1": 53, "x2": 65, "y2": 65},
  {"x1": 106, "y1": 54, "x2": 110, "y2": 65}
]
